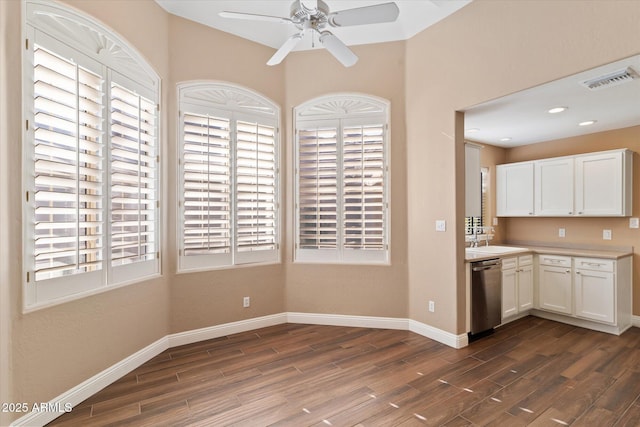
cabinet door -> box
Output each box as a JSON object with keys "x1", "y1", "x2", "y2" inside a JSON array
[
  {"x1": 538, "y1": 265, "x2": 572, "y2": 314},
  {"x1": 502, "y1": 268, "x2": 517, "y2": 319},
  {"x1": 496, "y1": 162, "x2": 534, "y2": 217},
  {"x1": 574, "y1": 269, "x2": 615, "y2": 323},
  {"x1": 518, "y1": 264, "x2": 534, "y2": 311},
  {"x1": 535, "y1": 157, "x2": 574, "y2": 216},
  {"x1": 575, "y1": 151, "x2": 626, "y2": 216}
]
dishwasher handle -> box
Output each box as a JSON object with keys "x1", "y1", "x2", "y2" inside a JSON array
[{"x1": 472, "y1": 265, "x2": 499, "y2": 272}]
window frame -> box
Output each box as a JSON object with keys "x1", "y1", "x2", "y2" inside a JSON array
[
  {"x1": 294, "y1": 94, "x2": 390, "y2": 265},
  {"x1": 22, "y1": 0, "x2": 161, "y2": 311},
  {"x1": 177, "y1": 82, "x2": 281, "y2": 273}
]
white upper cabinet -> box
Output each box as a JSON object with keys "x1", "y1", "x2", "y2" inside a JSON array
[
  {"x1": 496, "y1": 162, "x2": 534, "y2": 216},
  {"x1": 535, "y1": 157, "x2": 574, "y2": 216},
  {"x1": 575, "y1": 150, "x2": 632, "y2": 216},
  {"x1": 497, "y1": 149, "x2": 633, "y2": 217}
]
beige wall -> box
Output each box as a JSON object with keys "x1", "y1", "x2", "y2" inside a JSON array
[
  {"x1": 503, "y1": 126, "x2": 640, "y2": 314},
  {"x1": 166, "y1": 16, "x2": 287, "y2": 334},
  {"x1": 283, "y1": 43, "x2": 409, "y2": 318},
  {"x1": 406, "y1": 0, "x2": 640, "y2": 334}
]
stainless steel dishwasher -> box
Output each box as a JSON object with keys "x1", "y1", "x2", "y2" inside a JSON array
[{"x1": 470, "y1": 258, "x2": 502, "y2": 340}]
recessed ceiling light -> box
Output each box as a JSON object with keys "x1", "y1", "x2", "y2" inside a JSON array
[
  {"x1": 578, "y1": 120, "x2": 597, "y2": 126},
  {"x1": 548, "y1": 107, "x2": 568, "y2": 114},
  {"x1": 466, "y1": 128, "x2": 479, "y2": 133},
  {"x1": 500, "y1": 137, "x2": 512, "y2": 142}
]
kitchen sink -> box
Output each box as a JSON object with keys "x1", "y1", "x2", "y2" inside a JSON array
[{"x1": 466, "y1": 245, "x2": 528, "y2": 255}]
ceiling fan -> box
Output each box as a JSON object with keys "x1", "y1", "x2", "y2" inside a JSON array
[{"x1": 219, "y1": 0, "x2": 400, "y2": 67}]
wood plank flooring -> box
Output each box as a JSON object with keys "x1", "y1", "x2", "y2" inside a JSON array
[{"x1": 47, "y1": 316, "x2": 640, "y2": 426}]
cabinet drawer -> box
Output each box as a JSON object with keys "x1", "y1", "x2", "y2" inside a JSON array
[
  {"x1": 538, "y1": 254, "x2": 571, "y2": 267},
  {"x1": 501, "y1": 257, "x2": 517, "y2": 271},
  {"x1": 518, "y1": 254, "x2": 533, "y2": 266},
  {"x1": 574, "y1": 257, "x2": 614, "y2": 272}
]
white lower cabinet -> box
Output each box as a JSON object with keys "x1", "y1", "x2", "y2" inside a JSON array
[
  {"x1": 574, "y1": 258, "x2": 615, "y2": 323},
  {"x1": 502, "y1": 254, "x2": 533, "y2": 320},
  {"x1": 537, "y1": 255, "x2": 573, "y2": 315},
  {"x1": 534, "y1": 254, "x2": 632, "y2": 335}
]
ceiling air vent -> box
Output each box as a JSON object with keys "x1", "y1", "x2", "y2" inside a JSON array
[{"x1": 580, "y1": 67, "x2": 639, "y2": 91}]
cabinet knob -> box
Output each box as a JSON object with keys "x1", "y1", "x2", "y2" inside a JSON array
[
  {"x1": 566, "y1": 270, "x2": 571, "y2": 274},
  {"x1": 576, "y1": 271, "x2": 581, "y2": 275},
  {"x1": 529, "y1": 212, "x2": 533, "y2": 215},
  {"x1": 569, "y1": 212, "x2": 572, "y2": 215},
  {"x1": 578, "y1": 212, "x2": 583, "y2": 215}
]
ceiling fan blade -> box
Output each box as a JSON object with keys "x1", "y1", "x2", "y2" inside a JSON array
[
  {"x1": 328, "y1": 2, "x2": 400, "y2": 27},
  {"x1": 267, "y1": 33, "x2": 304, "y2": 66},
  {"x1": 319, "y1": 31, "x2": 358, "y2": 67},
  {"x1": 219, "y1": 11, "x2": 292, "y2": 24}
]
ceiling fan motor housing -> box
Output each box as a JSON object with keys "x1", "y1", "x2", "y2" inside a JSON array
[{"x1": 292, "y1": 0, "x2": 329, "y2": 29}]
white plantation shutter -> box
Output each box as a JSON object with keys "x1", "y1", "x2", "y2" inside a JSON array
[
  {"x1": 32, "y1": 45, "x2": 104, "y2": 282},
  {"x1": 343, "y1": 124, "x2": 385, "y2": 251},
  {"x1": 110, "y1": 83, "x2": 158, "y2": 269},
  {"x1": 178, "y1": 83, "x2": 280, "y2": 271},
  {"x1": 294, "y1": 94, "x2": 389, "y2": 264},
  {"x1": 297, "y1": 126, "x2": 338, "y2": 250},
  {"x1": 235, "y1": 120, "x2": 278, "y2": 263},
  {"x1": 24, "y1": 3, "x2": 161, "y2": 309},
  {"x1": 181, "y1": 112, "x2": 232, "y2": 268}
]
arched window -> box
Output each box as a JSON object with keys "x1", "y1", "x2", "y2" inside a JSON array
[
  {"x1": 177, "y1": 82, "x2": 280, "y2": 272},
  {"x1": 23, "y1": 0, "x2": 161, "y2": 309},
  {"x1": 294, "y1": 94, "x2": 390, "y2": 264}
]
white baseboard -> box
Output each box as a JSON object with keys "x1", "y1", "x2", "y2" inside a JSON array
[
  {"x1": 10, "y1": 312, "x2": 462, "y2": 426},
  {"x1": 409, "y1": 319, "x2": 469, "y2": 349},
  {"x1": 286, "y1": 312, "x2": 409, "y2": 330},
  {"x1": 168, "y1": 313, "x2": 288, "y2": 347},
  {"x1": 11, "y1": 337, "x2": 169, "y2": 427}
]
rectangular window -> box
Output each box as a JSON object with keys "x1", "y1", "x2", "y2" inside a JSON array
[
  {"x1": 295, "y1": 117, "x2": 389, "y2": 264},
  {"x1": 182, "y1": 113, "x2": 231, "y2": 255},
  {"x1": 235, "y1": 121, "x2": 278, "y2": 263},
  {"x1": 110, "y1": 83, "x2": 157, "y2": 267},
  {"x1": 178, "y1": 88, "x2": 280, "y2": 272},
  {"x1": 24, "y1": 37, "x2": 160, "y2": 309},
  {"x1": 33, "y1": 46, "x2": 104, "y2": 282}
]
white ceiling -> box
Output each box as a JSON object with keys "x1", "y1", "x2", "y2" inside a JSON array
[
  {"x1": 154, "y1": 0, "x2": 471, "y2": 51},
  {"x1": 464, "y1": 54, "x2": 640, "y2": 147}
]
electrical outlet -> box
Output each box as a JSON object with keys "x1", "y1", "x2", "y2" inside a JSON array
[
  {"x1": 435, "y1": 220, "x2": 446, "y2": 232},
  {"x1": 603, "y1": 229, "x2": 612, "y2": 240},
  {"x1": 630, "y1": 218, "x2": 639, "y2": 229},
  {"x1": 558, "y1": 228, "x2": 565, "y2": 238},
  {"x1": 492, "y1": 217, "x2": 499, "y2": 226},
  {"x1": 243, "y1": 296, "x2": 250, "y2": 308},
  {"x1": 428, "y1": 300, "x2": 435, "y2": 313}
]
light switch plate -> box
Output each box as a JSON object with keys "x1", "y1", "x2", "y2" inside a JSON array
[
  {"x1": 558, "y1": 228, "x2": 565, "y2": 238},
  {"x1": 435, "y1": 220, "x2": 446, "y2": 232},
  {"x1": 630, "y1": 218, "x2": 639, "y2": 229},
  {"x1": 492, "y1": 217, "x2": 499, "y2": 226},
  {"x1": 603, "y1": 229, "x2": 612, "y2": 240}
]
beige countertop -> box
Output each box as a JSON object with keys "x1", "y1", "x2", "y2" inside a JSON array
[{"x1": 465, "y1": 244, "x2": 633, "y2": 262}]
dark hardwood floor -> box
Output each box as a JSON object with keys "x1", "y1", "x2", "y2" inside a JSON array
[{"x1": 47, "y1": 316, "x2": 640, "y2": 426}]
